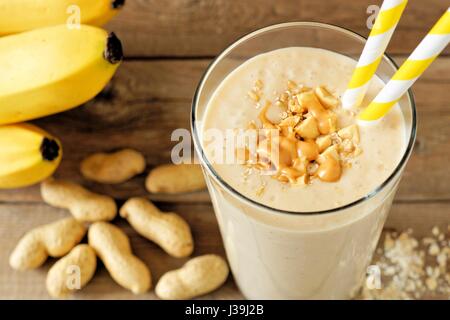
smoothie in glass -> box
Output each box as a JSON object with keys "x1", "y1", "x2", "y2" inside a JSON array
[{"x1": 191, "y1": 23, "x2": 416, "y2": 299}]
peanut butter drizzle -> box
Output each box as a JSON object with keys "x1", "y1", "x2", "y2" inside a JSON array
[
  {"x1": 317, "y1": 155, "x2": 341, "y2": 182},
  {"x1": 278, "y1": 136, "x2": 298, "y2": 166},
  {"x1": 243, "y1": 81, "x2": 361, "y2": 185},
  {"x1": 258, "y1": 101, "x2": 276, "y2": 129},
  {"x1": 297, "y1": 140, "x2": 319, "y2": 161},
  {"x1": 297, "y1": 91, "x2": 335, "y2": 135}
]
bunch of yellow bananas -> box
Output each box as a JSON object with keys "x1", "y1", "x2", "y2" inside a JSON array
[{"x1": 0, "y1": 0, "x2": 125, "y2": 189}]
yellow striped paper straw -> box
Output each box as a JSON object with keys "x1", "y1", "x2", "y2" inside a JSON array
[
  {"x1": 359, "y1": 7, "x2": 450, "y2": 121},
  {"x1": 342, "y1": 0, "x2": 408, "y2": 109}
]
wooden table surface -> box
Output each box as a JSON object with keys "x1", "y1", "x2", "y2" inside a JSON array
[{"x1": 0, "y1": 0, "x2": 449, "y2": 300}]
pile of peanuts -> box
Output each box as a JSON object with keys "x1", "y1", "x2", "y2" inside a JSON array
[{"x1": 9, "y1": 150, "x2": 229, "y2": 299}]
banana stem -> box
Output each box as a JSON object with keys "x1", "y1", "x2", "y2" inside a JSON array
[
  {"x1": 40, "y1": 138, "x2": 60, "y2": 161},
  {"x1": 112, "y1": 0, "x2": 126, "y2": 9},
  {"x1": 104, "y1": 32, "x2": 123, "y2": 64}
]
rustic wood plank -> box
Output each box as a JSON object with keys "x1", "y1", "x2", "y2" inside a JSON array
[
  {"x1": 106, "y1": 0, "x2": 450, "y2": 57},
  {"x1": 0, "y1": 56, "x2": 449, "y2": 203},
  {"x1": 385, "y1": 201, "x2": 450, "y2": 238},
  {"x1": 0, "y1": 0, "x2": 447, "y2": 301},
  {"x1": 0, "y1": 201, "x2": 448, "y2": 299}
]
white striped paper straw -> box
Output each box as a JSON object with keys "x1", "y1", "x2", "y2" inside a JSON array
[
  {"x1": 342, "y1": 0, "x2": 408, "y2": 109},
  {"x1": 359, "y1": 7, "x2": 450, "y2": 121}
]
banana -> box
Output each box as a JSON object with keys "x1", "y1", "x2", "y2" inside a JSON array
[
  {"x1": 0, "y1": 25, "x2": 123, "y2": 125},
  {"x1": 0, "y1": 0, "x2": 125, "y2": 35},
  {"x1": 0, "y1": 124, "x2": 62, "y2": 189}
]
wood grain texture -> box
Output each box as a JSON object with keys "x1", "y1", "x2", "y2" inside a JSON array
[
  {"x1": 105, "y1": 0, "x2": 450, "y2": 57},
  {"x1": 0, "y1": 0, "x2": 449, "y2": 300},
  {"x1": 0, "y1": 57, "x2": 449, "y2": 203},
  {"x1": 0, "y1": 201, "x2": 448, "y2": 299}
]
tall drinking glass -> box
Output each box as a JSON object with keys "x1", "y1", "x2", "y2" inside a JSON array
[{"x1": 191, "y1": 22, "x2": 416, "y2": 299}]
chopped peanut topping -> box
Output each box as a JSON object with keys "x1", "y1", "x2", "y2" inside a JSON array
[
  {"x1": 279, "y1": 115, "x2": 301, "y2": 128},
  {"x1": 317, "y1": 155, "x2": 341, "y2": 182},
  {"x1": 258, "y1": 101, "x2": 276, "y2": 129},
  {"x1": 239, "y1": 81, "x2": 362, "y2": 185},
  {"x1": 297, "y1": 91, "x2": 335, "y2": 135},
  {"x1": 287, "y1": 80, "x2": 298, "y2": 91},
  {"x1": 338, "y1": 124, "x2": 360, "y2": 144},
  {"x1": 316, "y1": 135, "x2": 332, "y2": 153},
  {"x1": 297, "y1": 140, "x2": 319, "y2": 161},
  {"x1": 315, "y1": 86, "x2": 340, "y2": 109},
  {"x1": 296, "y1": 116, "x2": 319, "y2": 139},
  {"x1": 317, "y1": 144, "x2": 339, "y2": 164}
]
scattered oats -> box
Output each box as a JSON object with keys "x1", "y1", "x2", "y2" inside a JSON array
[
  {"x1": 405, "y1": 280, "x2": 416, "y2": 292},
  {"x1": 360, "y1": 226, "x2": 449, "y2": 300},
  {"x1": 416, "y1": 279, "x2": 423, "y2": 289},
  {"x1": 432, "y1": 226, "x2": 440, "y2": 236},
  {"x1": 287, "y1": 80, "x2": 297, "y2": 90},
  {"x1": 255, "y1": 79, "x2": 263, "y2": 90},
  {"x1": 425, "y1": 277, "x2": 438, "y2": 291},
  {"x1": 437, "y1": 252, "x2": 447, "y2": 268},
  {"x1": 432, "y1": 266, "x2": 440, "y2": 277},
  {"x1": 330, "y1": 132, "x2": 342, "y2": 145},
  {"x1": 426, "y1": 266, "x2": 433, "y2": 276},
  {"x1": 248, "y1": 80, "x2": 264, "y2": 104},
  {"x1": 280, "y1": 92, "x2": 289, "y2": 103},
  {"x1": 255, "y1": 182, "x2": 266, "y2": 196},
  {"x1": 385, "y1": 266, "x2": 396, "y2": 276},
  {"x1": 241, "y1": 168, "x2": 252, "y2": 182},
  {"x1": 428, "y1": 243, "x2": 440, "y2": 256},
  {"x1": 384, "y1": 233, "x2": 395, "y2": 250},
  {"x1": 422, "y1": 237, "x2": 435, "y2": 245},
  {"x1": 248, "y1": 90, "x2": 260, "y2": 102},
  {"x1": 352, "y1": 147, "x2": 363, "y2": 157}
]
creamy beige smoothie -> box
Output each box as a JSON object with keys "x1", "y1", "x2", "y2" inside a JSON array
[
  {"x1": 197, "y1": 47, "x2": 409, "y2": 299},
  {"x1": 202, "y1": 47, "x2": 406, "y2": 212}
]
